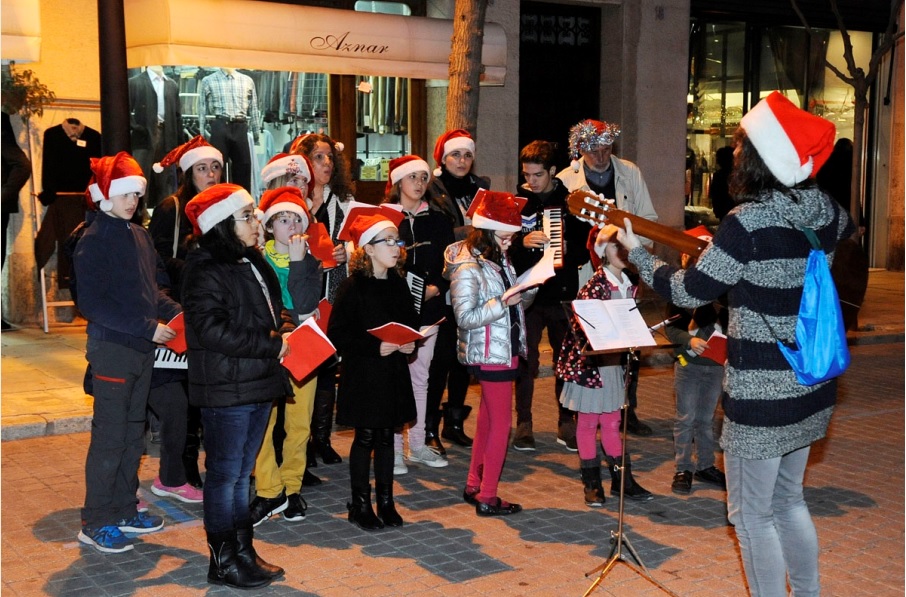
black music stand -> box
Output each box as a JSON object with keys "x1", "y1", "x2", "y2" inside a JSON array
[{"x1": 561, "y1": 299, "x2": 679, "y2": 597}]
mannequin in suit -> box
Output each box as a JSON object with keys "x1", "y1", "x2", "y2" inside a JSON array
[{"x1": 129, "y1": 66, "x2": 182, "y2": 208}]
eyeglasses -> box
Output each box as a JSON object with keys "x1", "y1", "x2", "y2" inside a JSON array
[
  {"x1": 368, "y1": 237, "x2": 406, "y2": 247},
  {"x1": 495, "y1": 234, "x2": 514, "y2": 245},
  {"x1": 274, "y1": 216, "x2": 305, "y2": 226},
  {"x1": 232, "y1": 213, "x2": 257, "y2": 224}
]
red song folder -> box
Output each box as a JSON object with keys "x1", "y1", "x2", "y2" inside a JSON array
[
  {"x1": 282, "y1": 318, "x2": 337, "y2": 381},
  {"x1": 164, "y1": 312, "x2": 187, "y2": 354},
  {"x1": 307, "y1": 222, "x2": 338, "y2": 269},
  {"x1": 367, "y1": 318, "x2": 445, "y2": 345},
  {"x1": 314, "y1": 298, "x2": 332, "y2": 334},
  {"x1": 700, "y1": 331, "x2": 728, "y2": 365}
]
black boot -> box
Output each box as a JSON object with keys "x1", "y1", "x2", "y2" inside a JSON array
[
  {"x1": 441, "y1": 403, "x2": 473, "y2": 447},
  {"x1": 206, "y1": 529, "x2": 272, "y2": 588},
  {"x1": 235, "y1": 523, "x2": 284, "y2": 580},
  {"x1": 302, "y1": 440, "x2": 322, "y2": 486},
  {"x1": 579, "y1": 459, "x2": 606, "y2": 507},
  {"x1": 606, "y1": 453, "x2": 653, "y2": 501},
  {"x1": 375, "y1": 482, "x2": 404, "y2": 527},
  {"x1": 183, "y1": 432, "x2": 203, "y2": 489},
  {"x1": 312, "y1": 391, "x2": 342, "y2": 464},
  {"x1": 622, "y1": 406, "x2": 653, "y2": 436},
  {"x1": 424, "y1": 409, "x2": 446, "y2": 456},
  {"x1": 306, "y1": 438, "x2": 317, "y2": 469},
  {"x1": 347, "y1": 485, "x2": 384, "y2": 531}
]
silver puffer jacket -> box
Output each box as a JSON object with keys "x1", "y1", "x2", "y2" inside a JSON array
[{"x1": 443, "y1": 240, "x2": 537, "y2": 366}]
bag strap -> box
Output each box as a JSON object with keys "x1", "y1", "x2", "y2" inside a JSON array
[
  {"x1": 800, "y1": 227, "x2": 821, "y2": 251},
  {"x1": 172, "y1": 197, "x2": 181, "y2": 257}
]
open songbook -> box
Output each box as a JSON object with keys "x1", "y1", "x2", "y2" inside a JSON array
[
  {"x1": 571, "y1": 298, "x2": 656, "y2": 352},
  {"x1": 367, "y1": 318, "x2": 445, "y2": 345},
  {"x1": 501, "y1": 248, "x2": 556, "y2": 302}
]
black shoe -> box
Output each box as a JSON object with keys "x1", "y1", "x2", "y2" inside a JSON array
[
  {"x1": 425, "y1": 433, "x2": 447, "y2": 457},
  {"x1": 462, "y1": 487, "x2": 480, "y2": 506},
  {"x1": 315, "y1": 440, "x2": 343, "y2": 465},
  {"x1": 250, "y1": 491, "x2": 288, "y2": 527},
  {"x1": 694, "y1": 466, "x2": 727, "y2": 489},
  {"x1": 283, "y1": 493, "x2": 307, "y2": 522},
  {"x1": 302, "y1": 469, "x2": 322, "y2": 487},
  {"x1": 623, "y1": 408, "x2": 653, "y2": 436},
  {"x1": 671, "y1": 470, "x2": 693, "y2": 495},
  {"x1": 476, "y1": 497, "x2": 522, "y2": 517}
]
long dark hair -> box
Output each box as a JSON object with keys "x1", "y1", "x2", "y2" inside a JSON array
[
  {"x1": 196, "y1": 216, "x2": 250, "y2": 263},
  {"x1": 465, "y1": 228, "x2": 503, "y2": 264},
  {"x1": 729, "y1": 130, "x2": 783, "y2": 201},
  {"x1": 292, "y1": 133, "x2": 355, "y2": 200}
]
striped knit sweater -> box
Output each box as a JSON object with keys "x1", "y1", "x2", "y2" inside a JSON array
[{"x1": 629, "y1": 186, "x2": 854, "y2": 459}]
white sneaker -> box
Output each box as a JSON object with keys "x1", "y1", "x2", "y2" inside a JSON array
[
  {"x1": 408, "y1": 445, "x2": 449, "y2": 468},
  {"x1": 394, "y1": 452, "x2": 408, "y2": 475}
]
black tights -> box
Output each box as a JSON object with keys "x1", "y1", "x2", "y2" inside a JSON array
[{"x1": 349, "y1": 427, "x2": 394, "y2": 489}]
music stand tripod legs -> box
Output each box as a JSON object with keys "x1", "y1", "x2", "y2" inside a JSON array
[{"x1": 583, "y1": 348, "x2": 680, "y2": 597}]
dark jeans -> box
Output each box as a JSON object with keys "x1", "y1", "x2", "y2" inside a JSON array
[
  {"x1": 81, "y1": 339, "x2": 153, "y2": 527},
  {"x1": 147, "y1": 380, "x2": 189, "y2": 487},
  {"x1": 208, "y1": 119, "x2": 252, "y2": 192},
  {"x1": 201, "y1": 402, "x2": 271, "y2": 533},
  {"x1": 515, "y1": 303, "x2": 569, "y2": 424},
  {"x1": 426, "y1": 306, "x2": 470, "y2": 421}
]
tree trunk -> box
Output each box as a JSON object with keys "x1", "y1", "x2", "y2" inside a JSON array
[
  {"x1": 446, "y1": 0, "x2": 489, "y2": 136},
  {"x1": 850, "y1": 92, "x2": 868, "y2": 227}
]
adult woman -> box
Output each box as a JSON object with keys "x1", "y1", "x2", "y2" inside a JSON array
[
  {"x1": 182, "y1": 183, "x2": 293, "y2": 589},
  {"x1": 383, "y1": 155, "x2": 455, "y2": 471},
  {"x1": 290, "y1": 133, "x2": 354, "y2": 466},
  {"x1": 443, "y1": 191, "x2": 536, "y2": 516},
  {"x1": 426, "y1": 129, "x2": 490, "y2": 448},
  {"x1": 327, "y1": 207, "x2": 418, "y2": 530},
  {"x1": 147, "y1": 135, "x2": 224, "y2": 495},
  {"x1": 619, "y1": 92, "x2": 852, "y2": 596}
]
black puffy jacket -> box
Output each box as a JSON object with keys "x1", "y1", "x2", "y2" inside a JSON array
[{"x1": 182, "y1": 246, "x2": 294, "y2": 408}]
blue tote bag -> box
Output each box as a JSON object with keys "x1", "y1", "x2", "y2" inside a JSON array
[{"x1": 777, "y1": 228, "x2": 851, "y2": 385}]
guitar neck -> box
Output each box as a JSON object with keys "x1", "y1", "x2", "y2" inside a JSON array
[{"x1": 567, "y1": 190, "x2": 707, "y2": 257}]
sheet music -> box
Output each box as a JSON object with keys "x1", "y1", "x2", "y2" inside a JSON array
[
  {"x1": 501, "y1": 248, "x2": 556, "y2": 302},
  {"x1": 572, "y1": 298, "x2": 656, "y2": 351}
]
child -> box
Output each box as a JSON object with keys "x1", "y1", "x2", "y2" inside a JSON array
[
  {"x1": 182, "y1": 183, "x2": 293, "y2": 588},
  {"x1": 665, "y1": 227, "x2": 727, "y2": 494},
  {"x1": 250, "y1": 185, "x2": 323, "y2": 525},
  {"x1": 73, "y1": 152, "x2": 181, "y2": 553},
  {"x1": 444, "y1": 191, "x2": 536, "y2": 517},
  {"x1": 557, "y1": 225, "x2": 653, "y2": 506},
  {"x1": 327, "y1": 206, "x2": 418, "y2": 530},
  {"x1": 383, "y1": 155, "x2": 455, "y2": 471}
]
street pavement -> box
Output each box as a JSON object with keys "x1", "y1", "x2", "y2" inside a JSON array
[{"x1": 1, "y1": 270, "x2": 903, "y2": 596}]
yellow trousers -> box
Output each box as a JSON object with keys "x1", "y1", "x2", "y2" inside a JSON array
[{"x1": 254, "y1": 375, "x2": 317, "y2": 498}]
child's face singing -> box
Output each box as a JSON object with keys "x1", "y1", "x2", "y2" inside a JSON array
[
  {"x1": 399, "y1": 170, "x2": 429, "y2": 204},
  {"x1": 364, "y1": 226, "x2": 402, "y2": 274}
]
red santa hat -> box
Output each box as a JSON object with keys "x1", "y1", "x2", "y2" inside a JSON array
[
  {"x1": 258, "y1": 186, "x2": 312, "y2": 230},
  {"x1": 386, "y1": 154, "x2": 430, "y2": 194},
  {"x1": 153, "y1": 135, "x2": 223, "y2": 174},
  {"x1": 261, "y1": 153, "x2": 314, "y2": 188},
  {"x1": 185, "y1": 183, "x2": 254, "y2": 235},
  {"x1": 338, "y1": 205, "x2": 405, "y2": 248},
  {"x1": 466, "y1": 189, "x2": 527, "y2": 233},
  {"x1": 739, "y1": 91, "x2": 836, "y2": 187},
  {"x1": 432, "y1": 129, "x2": 475, "y2": 176},
  {"x1": 87, "y1": 152, "x2": 147, "y2": 212}
]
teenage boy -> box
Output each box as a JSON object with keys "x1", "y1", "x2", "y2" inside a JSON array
[
  {"x1": 510, "y1": 140, "x2": 592, "y2": 451},
  {"x1": 74, "y1": 152, "x2": 181, "y2": 553}
]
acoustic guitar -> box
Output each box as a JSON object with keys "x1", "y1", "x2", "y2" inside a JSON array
[{"x1": 566, "y1": 189, "x2": 708, "y2": 258}]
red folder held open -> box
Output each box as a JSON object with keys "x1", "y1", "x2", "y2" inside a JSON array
[
  {"x1": 367, "y1": 318, "x2": 445, "y2": 345},
  {"x1": 700, "y1": 331, "x2": 727, "y2": 365},
  {"x1": 307, "y1": 222, "x2": 338, "y2": 269},
  {"x1": 282, "y1": 318, "x2": 337, "y2": 381}
]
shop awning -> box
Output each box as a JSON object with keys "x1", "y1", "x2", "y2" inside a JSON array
[
  {"x1": 1, "y1": 0, "x2": 41, "y2": 63},
  {"x1": 124, "y1": 0, "x2": 507, "y2": 84}
]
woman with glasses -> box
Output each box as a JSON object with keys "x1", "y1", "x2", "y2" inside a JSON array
[
  {"x1": 327, "y1": 207, "x2": 418, "y2": 531},
  {"x1": 248, "y1": 183, "x2": 324, "y2": 528},
  {"x1": 383, "y1": 155, "x2": 456, "y2": 472},
  {"x1": 443, "y1": 191, "x2": 537, "y2": 516},
  {"x1": 182, "y1": 183, "x2": 293, "y2": 588},
  {"x1": 146, "y1": 136, "x2": 225, "y2": 498}
]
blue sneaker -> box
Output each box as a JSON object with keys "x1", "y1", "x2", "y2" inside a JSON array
[
  {"x1": 116, "y1": 512, "x2": 164, "y2": 534},
  {"x1": 78, "y1": 525, "x2": 134, "y2": 553}
]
